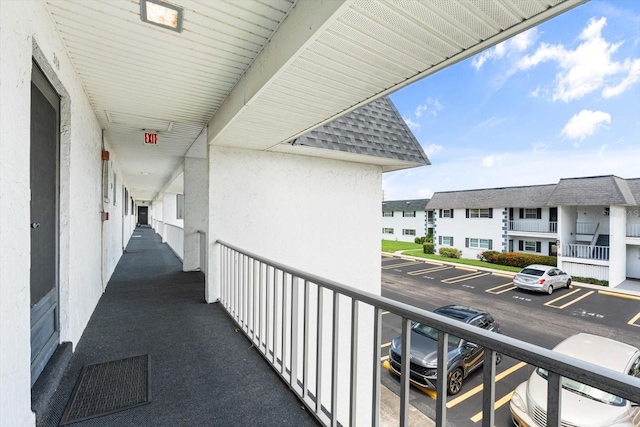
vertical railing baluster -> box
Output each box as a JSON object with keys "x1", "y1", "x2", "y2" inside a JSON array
[
  {"x1": 281, "y1": 271, "x2": 287, "y2": 376},
  {"x1": 266, "y1": 265, "x2": 272, "y2": 363},
  {"x1": 303, "y1": 280, "x2": 309, "y2": 401},
  {"x1": 291, "y1": 276, "x2": 299, "y2": 389},
  {"x1": 331, "y1": 291, "x2": 339, "y2": 427},
  {"x1": 400, "y1": 318, "x2": 411, "y2": 427},
  {"x1": 372, "y1": 307, "x2": 381, "y2": 427},
  {"x1": 253, "y1": 259, "x2": 257, "y2": 343},
  {"x1": 271, "y1": 266, "x2": 276, "y2": 365},
  {"x1": 234, "y1": 250, "x2": 238, "y2": 321},
  {"x1": 435, "y1": 330, "x2": 448, "y2": 426},
  {"x1": 316, "y1": 286, "x2": 324, "y2": 415},
  {"x1": 349, "y1": 299, "x2": 359, "y2": 427},
  {"x1": 481, "y1": 350, "x2": 497, "y2": 427},
  {"x1": 547, "y1": 371, "x2": 562, "y2": 427},
  {"x1": 259, "y1": 261, "x2": 264, "y2": 353}
]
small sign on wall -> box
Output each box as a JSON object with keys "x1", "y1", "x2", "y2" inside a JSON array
[{"x1": 144, "y1": 132, "x2": 158, "y2": 145}]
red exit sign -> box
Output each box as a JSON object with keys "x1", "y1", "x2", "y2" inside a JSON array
[{"x1": 144, "y1": 133, "x2": 158, "y2": 145}]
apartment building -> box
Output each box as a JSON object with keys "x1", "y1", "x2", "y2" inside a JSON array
[
  {"x1": 381, "y1": 199, "x2": 431, "y2": 242},
  {"x1": 427, "y1": 175, "x2": 640, "y2": 288}
]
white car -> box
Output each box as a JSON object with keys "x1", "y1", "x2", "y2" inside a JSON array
[
  {"x1": 513, "y1": 264, "x2": 571, "y2": 295},
  {"x1": 510, "y1": 333, "x2": 640, "y2": 427}
]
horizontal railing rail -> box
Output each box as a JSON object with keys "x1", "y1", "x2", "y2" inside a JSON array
[
  {"x1": 217, "y1": 241, "x2": 638, "y2": 427},
  {"x1": 508, "y1": 220, "x2": 557, "y2": 233},
  {"x1": 563, "y1": 243, "x2": 610, "y2": 260}
]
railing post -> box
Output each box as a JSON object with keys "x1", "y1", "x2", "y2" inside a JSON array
[
  {"x1": 435, "y1": 330, "x2": 448, "y2": 426},
  {"x1": 349, "y1": 299, "x2": 358, "y2": 427},
  {"x1": 331, "y1": 291, "x2": 339, "y2": 427},
  {"x1": 399, "y1": 318, "x2": 411, "y2": 427},
  {"x1": 547, "y1": 371, "x2": 562, "y2": 427},
  {"x1": 316, "y1": 286, "x2": 324, "y2": 415},
  {"x1": 372, "y1": 307, "x2": 381, "y2": 427},
  {"x1": 481, "y1": 350, "x2": 497, "y2": 427}
]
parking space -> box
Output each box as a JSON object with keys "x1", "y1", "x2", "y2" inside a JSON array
[{"x1": 380, "y1": 254, "x2": 640, "y2": 426}]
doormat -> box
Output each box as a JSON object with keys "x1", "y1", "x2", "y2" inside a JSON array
[{"x1": 59, "y1": 355, "x2": 151, "y2": 425}]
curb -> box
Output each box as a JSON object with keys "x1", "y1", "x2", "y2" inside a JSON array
[{"x1": 382, "y1": 251, "x2": 640, "y2": 299}]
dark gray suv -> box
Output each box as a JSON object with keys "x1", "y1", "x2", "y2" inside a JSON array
[{"x1": 388, "y1": 305, "x2": 501, "y2": 395}]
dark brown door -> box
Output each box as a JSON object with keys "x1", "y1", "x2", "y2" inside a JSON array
[{"x1": 30, "y1": 62, "x2": 60, "y2": 386}]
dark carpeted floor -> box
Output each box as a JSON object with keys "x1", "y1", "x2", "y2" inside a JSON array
[{"x1": 37, "y1": 226, "x2": 320, "y2": 427}]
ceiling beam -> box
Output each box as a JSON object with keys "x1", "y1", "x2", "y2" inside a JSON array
[{"x1": 207, "y1": 0, "x2": 354, "y2": 145}]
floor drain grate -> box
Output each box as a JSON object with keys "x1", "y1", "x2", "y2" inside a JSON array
[{"x1": 59, "y1": 354, "x2": 151, "y2": 425}]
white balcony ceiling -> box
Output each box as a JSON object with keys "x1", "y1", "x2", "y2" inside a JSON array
[{"x1": 44, "y1": 0, "x2": 585, "y2": 201}]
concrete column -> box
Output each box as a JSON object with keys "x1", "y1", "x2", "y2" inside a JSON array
[
  {"x1": 556, "y1": 205, "x2": 574, "y2": 269},
  {"x1": 609, "y1": 205, "x2": 626, "y2": 287},
  {"x1": 183, "y1": 157, "x2": 208, "y2": 272}
]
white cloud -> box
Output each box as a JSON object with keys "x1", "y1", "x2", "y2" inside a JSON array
[
  {"x1": 382, "y1": 146, "x2": 640, "y2": 200},
  {"x1": 422, "y1": 143, "x2": 443, "y2": 157},
  {"x1": 482, "y1": 154, "x2": 506, "y2": 168},
  {"x1": 415, "y1": 97, "x2": 444, "y2": 118},
  {"x1": 516, "y1": 17, "x2": 640, "y2": 101},
  {"x1": 560, "y1": 110, "x2": 611, "y2": 143},
  {"x1": 472, "y1": 28, "x2": 538, "y2": 70},
  {"x1": 403, "y1": 116, "x2": 420, "y2": 130}
]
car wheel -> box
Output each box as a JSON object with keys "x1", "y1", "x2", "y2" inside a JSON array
[
  {"x1": 447, "y1": 368, "x2": 464, "y2": 395},
  {"x1": 547, "y1": 285, "x2": 554, "y2": 295},
  {"x1": 566, "y1": 278, "x2": 571, "y2": 288}
]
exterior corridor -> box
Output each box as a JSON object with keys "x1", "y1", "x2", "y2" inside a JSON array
[{"x1": 37, "y1": 227, "x2": 319, "y2": 426}]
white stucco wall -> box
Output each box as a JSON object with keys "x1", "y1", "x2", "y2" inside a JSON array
[
  {"x1": 207, "y1": 146, "x2": 380, "y2": 425},
  {"x1": 1, "y1": 3, "x2": 133, "y2": 424},
  {"x1": 434, "y1": 209, "x2": 505, "y2": 259},
  {"x1": 609, "y1": 205, "x2": 627, "y2": 287},
  {"x1": 183, "y1": 157, "x2": 208, "y2": 271},
  {"x1": 381, "y1": 211, "x2": 426, "y2": 242}
]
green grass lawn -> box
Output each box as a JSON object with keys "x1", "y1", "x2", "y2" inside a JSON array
[
  {"x1": 381, "y1": 240, "x2": 522, "y2": 272},
  {"x1": 381, "y1": 240, "x2": 422, "y2": 253}
]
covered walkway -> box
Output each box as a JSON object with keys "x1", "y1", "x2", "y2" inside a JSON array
[{"x1": 36, "y1": 227, "x2": 319, "y2": 426}]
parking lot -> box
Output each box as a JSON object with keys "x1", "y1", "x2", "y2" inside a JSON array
[{"x1": 379, "y1": 254, "x2": 640, "y2": 426}]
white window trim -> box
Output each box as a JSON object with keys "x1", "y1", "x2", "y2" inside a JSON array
[{"x1": 403, "y1": 229, "x2": 416, "y2": 236}]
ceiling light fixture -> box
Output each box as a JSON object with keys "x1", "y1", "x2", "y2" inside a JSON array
[
  {"x1": 140, "y1": 0, "x2": 183, "y2": 33},
  {"x1": 141, "y1": 172, "x2": 151, "y2": 175}
]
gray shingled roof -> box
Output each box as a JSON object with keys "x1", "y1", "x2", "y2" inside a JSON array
[
  {"x1": 426, "y1": 175, "x2": 639, "y2": 209},
  {"x1": 546, "y1": 175, "x2": 638, "y2": 206},
  {"x1": 293, "y1": 97, "x2": 430, "y2": 168},
  {"x1": 382, "y1": 199, "x2": 429, "y2": 212},
  {"x1": 427, "y1": 185, "x2": 557, "y2": 209}
]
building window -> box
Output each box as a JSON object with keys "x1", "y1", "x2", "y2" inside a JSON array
[
  {"x1": 466, "y1": 238, "x2": 492, "y2": 249},
  {"x1": 603, "y1": 207, "x2": 610, "y2": 217},
  {"x1": 382, "y1": 228, "x2": 394, "y2": 234},
  {"x1": 383, "y1": 211, "x2": 394, "y2": 217},
  {"x1": 176, "y1": 194, "x2": 184, "y2": 219},
  {"x1": 403, "y1": 211, "x2": 416, "y2": 217},
  {"x1": 439, "y1": 236, "x2": 453, "y2": 246},
  {"x1": 441, "y1": 209, "x2": 452, "y2": 218},
  {"x1": 467, "y1": 208, "x2": 492, "y2": 218},
  {"x1": 520, "y1": 208, "x2": 542, "y2": 219},
  {"x1": 403, "y1": 229, "x2": 416, "y2": 236},
  {"x1": 519, "y1": 240, "x2": 541, "y2": 253}
]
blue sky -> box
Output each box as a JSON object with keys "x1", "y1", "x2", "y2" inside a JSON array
[{"x1": 384, "y1": 0, "x2": 640, "y2": 200}]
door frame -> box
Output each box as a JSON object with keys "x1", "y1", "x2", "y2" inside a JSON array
[{"x1": 30, "y1": 60, "x2": 61, "y2": 386}]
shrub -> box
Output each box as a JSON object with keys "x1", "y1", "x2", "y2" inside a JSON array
[
  {"x1": 572, "y1": 276, "x2": 609, "y2": 287},
  {"x1": 477, "y1": 251, "x2": 557, "y2": 268},
  {"x1": 439, "y1": 247, "x2": 461, "y2": 258},
  {"x1": 423, "y1": 243, "x2": 434, "y2": 254}
]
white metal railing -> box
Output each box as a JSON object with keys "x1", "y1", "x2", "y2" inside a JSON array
[
  {"x1": 627, "y1": 223, "x2": 640, "y2": 237},
  {"x1": 155, "y1": 220, "x2": 164, "y2": 238},
  {"x1": 217, "y1": 241, "x2": 637, "y2": 427},
  {"x1": 508, "y1": 221, "x2": 557, "y2": 233},
  {"x1": 562, "y1": 244, "x2": 610, "y2": 260},
  {"x1": 164, "y1": 223, "x2": 184, "y2": 260},
  {"x1": 576, "y1": 221, "x2": 597, "y2": 234}
]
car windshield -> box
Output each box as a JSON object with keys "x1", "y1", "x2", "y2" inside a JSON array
[
  {"x1": 411, "y1": 323, "x2": 461, "y2": 346},
  {"x1": 520, "y1": 268, "x2": 545, "y2": 276},
  {"x1": 536, "y1": 368, "x2": 625, "y2": 406}
]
